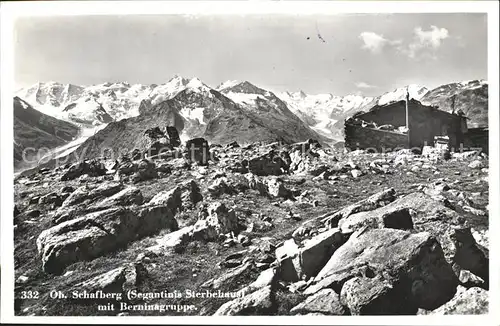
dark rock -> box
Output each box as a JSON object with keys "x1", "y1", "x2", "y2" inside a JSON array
[
  {"x1": 450, "y1": 227, "x2": 489, "y2": 285},
  {"x1": 131, "y1": 159, "x2": 158, "y2": 183},
  {"x1": 339, "y1": 207, "x2": 414, "y2": 233},
  {"x1": 134, "y1": 205, "x2": 178, "y2": 237},
  {"x1": 156, "y1": 162, "x2": 172, "y2": 174},
  {"x1": 248, "y1": 150, "x2": 290, "y2": 176},
  {"x1": 28, "y1": 196, "x2": 40, "y2": 205},
  {"x1": 227, "y1": 161, "x2": 249, "y2": 174},
  {"x1": 38, "y1": 192, "x2": 63, "y2": 207},
  {"x1": 148, "y1": 180, "x2": 202, "y2": 215},
  {"x1": 458, "y1": 269, "x2": 486, "y2": 289},
  {"x1": 14, "y1": 205, "x2": 20, "y2": 217},
  {"x1": 225, "y1": 141, "x2": 240, "y2": 149},
  {"x1": 165, "y1": 126, "x2": 181, "y2": 148},
  {"x1": 220, "y1": 259, "x2": 242, "y2": 268},
  {"x1": 130, "y1": 149, "x2": 142, "y2": 161},
  {"x1": 208, "y1": 178, "x2": 235, "y2": 198},
  {"x1": 60, "y1": 186, "x2": 75, "y2": 193},
  {"x1": 116, "y1": 161, "x2": 138, "y2": 176},
  {"x1": 185, "y1": 138, "x2": 210, "y2": 166},
  {"x1": 61, "y1": 160, "x2": 106, "y2": 181},
  {"x1": 291, "y1": 139, "x2": 322, "y2": 153},
  {"x1": 143, "y1": 127, "x2": 171, "y2": 157},
  {"x1": 25, "y1": 209, "x2": 41, "y2": 218},
  {"x1": 340, "y1": 276, "x2": 416, "y2": 315},
  {"x1": 315, "y1": 228, "x2": 458, "y2": 310},
  {"x1": 144, "y1": 126, "x2": 165, "y2": 139},
  {"x1": 179, "y1": 180, "x2": 203, "y2": 210}
]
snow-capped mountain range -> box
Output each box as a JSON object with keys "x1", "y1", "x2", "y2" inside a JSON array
[
  {"x1": 16, "y1": 76, "x2": 488, "y2": 142},
  {"x1": 276, "y1": 84, "x2": 431, "y2": 140}
]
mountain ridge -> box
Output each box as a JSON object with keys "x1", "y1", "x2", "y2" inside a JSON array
[{"x1": 16, "y1": 77, "x2": 488, "y2": 145}]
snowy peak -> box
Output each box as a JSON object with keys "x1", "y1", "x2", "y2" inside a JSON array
[
  {"x1": 420, "y1": 79, "x2": 488, "y2": 128},
  {"x1": 277, "y1": 91, "x2": 377, "y2": 141},
  {"x1": 186, "y1": 77, "x2": 212, "y2": 93},
  {"x1": 63, "y1": 96, "x2": 113, "y2": 126},
  {"x1": 167, "y1": 74, "x2": 190, "y2": 88},
  {"x1": 16, "y1": 82, "x2": 84, "y2": 107},
  {"x1": 148, "y1": 75, "x2": 212, "y2": 106},
  {"x1": 377, "y1": 84, "x2": 429, "y2": 106},
  {"x1": 296, "y1": 90, "x2": 307, "y2": 99},
  {"x1": 220, "y1": 81, "x2": 269, "y2": 96}
]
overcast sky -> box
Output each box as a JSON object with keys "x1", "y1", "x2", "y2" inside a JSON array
[{"x1": 14, "y1": 13, "x2": 487, "y2": 96}]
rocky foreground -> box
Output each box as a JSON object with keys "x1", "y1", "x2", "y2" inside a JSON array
[{"x1": 13, "y1": 134, "x2": 489, "y2": 316}]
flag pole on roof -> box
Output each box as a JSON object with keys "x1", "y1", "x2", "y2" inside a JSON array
[{"x1": 405, "y1": 87, "x2": 410, "y2": 148}]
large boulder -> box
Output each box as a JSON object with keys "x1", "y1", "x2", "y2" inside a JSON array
[
  {"x1": 37, "y1": 208, "x2": 139, "y2": 274},
  {"x1": 185, "y1": 138, "x2": 210, "y2": 165},
  {"x1": 148, "y1": 180, "x2": 202, "y2": 215},
  {"x1": 134, "y1": 205, "x2": 178, "y2": 238},
  {"x1": 313, "y1": 228, "x2": 458, "y2": 310},
  {"x1": 345, "y1": 192, "x2": 466, "y2": 260},
  {"x1": 290, "y1": 138, "x2": 322, "y2": 153},
  {"x1": 61, "y1": 160, "x2": 107, "y2": 181},
  {"x1": 37, "y1": 206, "x2": 177, "y2": 274},
  {"x1": 149, "y1": 187, "x2": 183, "y2": 214},
  {"x1": 54, "y1": 186, "x2": 144, "y2": 226},
  {"x1": 248, "y1": 150, "x2": 290, "y2": 176},
  {"x1": 61, "y1": 182, "x2": 124, "y2": 207},
  {"x1": 340, "y1": 275, "x2": 416, "y2": 315}
]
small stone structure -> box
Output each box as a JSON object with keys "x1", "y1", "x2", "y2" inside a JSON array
[{"x1": 344, "y1": 99, "x2": 467, "y2": 152}]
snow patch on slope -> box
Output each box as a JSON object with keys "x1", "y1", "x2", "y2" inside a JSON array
[{"x1": 180, "y1": 107, "x2": 206, "y2": 125}]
